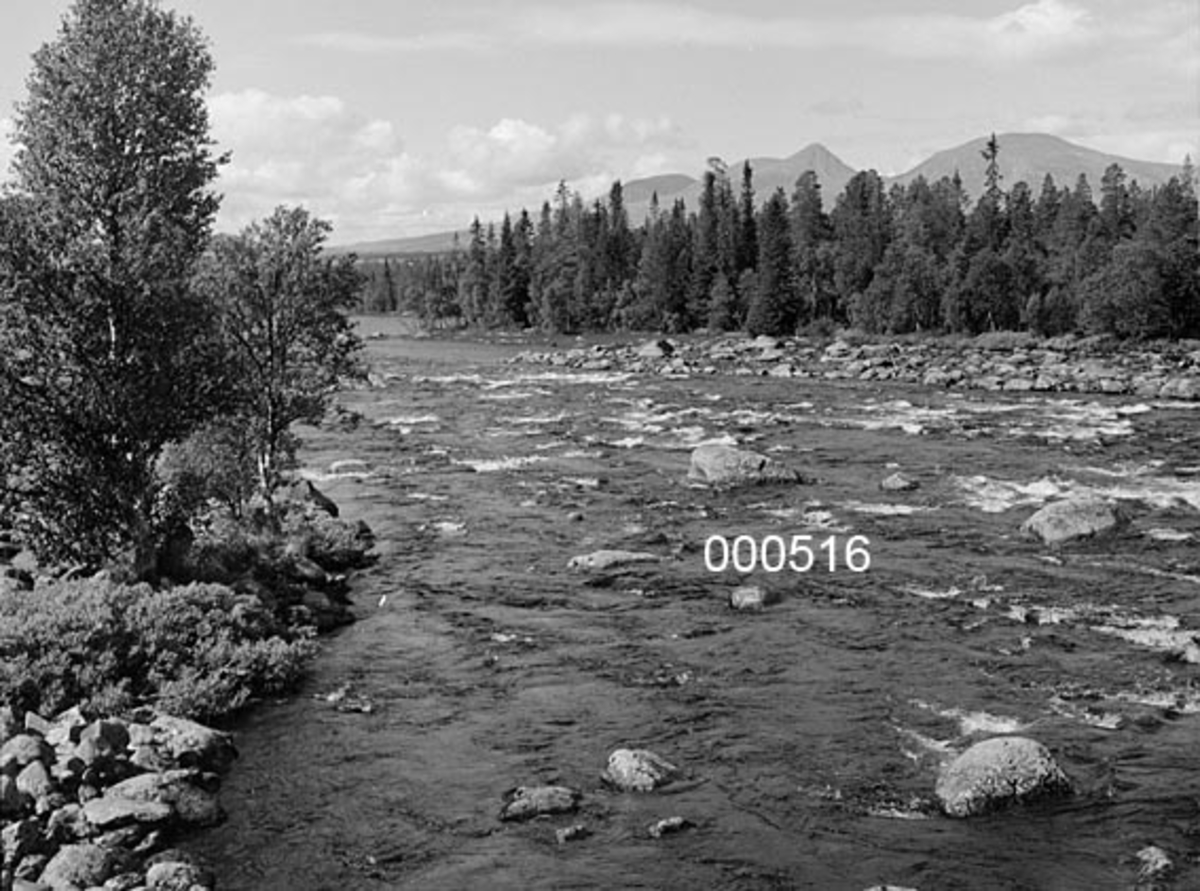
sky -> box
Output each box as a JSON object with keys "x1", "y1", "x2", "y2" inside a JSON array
[{"x1": 0, "y1": 0, "x2": 1196, "y2": 244}]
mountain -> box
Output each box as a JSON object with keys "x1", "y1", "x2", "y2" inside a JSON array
[
  {"x1": 620, "y1": 143, "x2": 856, "y2": 224},
  {"x1": 889, "y1": 132, "x2": 1180, "y2": 198},
  {"x1": 340, "y1": 133, "x2": 1185, "y2": 255}
]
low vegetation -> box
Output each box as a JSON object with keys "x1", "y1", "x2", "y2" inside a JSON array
[{"x1": 0, "y1": 0, "x2": 369, "y2": 722}]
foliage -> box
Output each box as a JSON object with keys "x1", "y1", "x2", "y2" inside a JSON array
[
  {"x1": 363, "y1": 142, "x2": 1198, "y2": 342},
  {"x1": 156, "y1": 417, "x2": 263, "y2": 521},
  {"x1": 0, "y1": 579, "x2": 315, "y2": 722},
  {"x1": 0, "y1": 0, "x2": 229, "y2": 569},
  {"x1": 194, "y1": 206, "x2": 366, "y2": 513}
]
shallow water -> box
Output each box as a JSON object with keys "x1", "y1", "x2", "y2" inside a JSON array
[{"x1": 187, "y1": 335, "x2": 1200, "y2": 890}]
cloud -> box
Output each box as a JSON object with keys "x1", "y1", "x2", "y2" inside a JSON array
[
  {"x1": 297, "y1": 0, "x2": 1107, "y2": 62},
  {"x1": 808, "y1": 97, "x2": 865, "y2": 118},
  {"x1": 205, "y1": 90, "x2": 691, "y2": 242},
  {"x1": 438, "y1": 112, "x2": 689, "y2": 199},
  {"x1": 208, "y1": 89, "x2": 429, "y2": 237}
]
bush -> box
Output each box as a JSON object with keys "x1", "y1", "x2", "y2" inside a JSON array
[
  {"x1": 0, "y1": 579, "x2": 316, "y2": 722},
  {"x1": 156, "y1": 417, "x2": 271, "y2": 521}
]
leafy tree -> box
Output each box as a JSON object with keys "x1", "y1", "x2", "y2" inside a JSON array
[
  {"x1": 830, "y1": 171, "x2": 891, "y2": 315},
  {"x1": 790, "y1": 171, "x2": 836, "y2": 321},
  {"x1": 1079, "y1": 241, "x2": 1170, "y2": 338},
  {"x1": 0, "y1": 0, "x2": 227, "y2": 569},
  {"x1": 194, "y1": 206, "x2": 365, "y2": 519}
]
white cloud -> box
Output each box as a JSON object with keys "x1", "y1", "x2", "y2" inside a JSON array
[
  {"x1": 205, "y1": 90, "x2": 691, "y2": 242},
  {"x1": 208, "y1": 89, "x2": 428, "y2": 236},
  {"x1": 299, "y1": 0, "x2": 1106, "y2": 62},
  {"x1": 439, "y1": 112, "x2": 689, "y2": 199}
]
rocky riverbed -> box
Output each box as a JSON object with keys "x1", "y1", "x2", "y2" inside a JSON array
[{"x1": 183, "y1": 324, "x2": 1198, "y2": 890}]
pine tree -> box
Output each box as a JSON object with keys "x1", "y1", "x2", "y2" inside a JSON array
[{"x1": 746, "y1": 189, "x2": 798, "y2": 336}]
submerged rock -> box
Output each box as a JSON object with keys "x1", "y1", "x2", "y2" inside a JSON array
[
  {"x1": 499, "y1": 785, "x2": 581, "y2": 821},
  {"x1": 648, "y1": 815, "x2": 692, "y2": 838},
  {"x1": 688, "y1": 442, "x2": 804, "y2": 486},
  {"x1": 935, "y1": 736, "x2": 1072, "y2": 817},
  {"x1": 1020, "y1": 497, "x2": 1125, "y2": 545},
  {"x1": 728, "y1": 585, "x2": 778, "y2": 610},
  {"x1": 880, "y1": 472, "x2": 919, "y2": 492},
  {"x1": 568, "y1": 550, "x2": 661, "y2": 571},
  {"x1": 601, "y1": 748, "x2": 679, "y2": 792}
]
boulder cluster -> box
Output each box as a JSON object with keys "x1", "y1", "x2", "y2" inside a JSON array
[
  {"x1": 512, "y1": 333, "x2": 1200, "y2": 399},
  {"x1": 1, "y1": 705, "x2": 232, "y2": 890}
]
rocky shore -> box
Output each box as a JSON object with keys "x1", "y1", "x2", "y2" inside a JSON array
[
  {"x1": 512, "y1": 332, "x2": 1200, "y2": 399},
  {"x1": 1, "y1": 706, "x2": 234, "y2": 891}
]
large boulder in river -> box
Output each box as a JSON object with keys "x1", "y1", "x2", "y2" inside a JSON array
[
  {"x1": 1020, "y1": 496, "x2": 1125, "y2": 545},
  {"x1": 601, "y1": 748, "x2": 679, "y2": 792},
  {"x1": 936, "y1": 736, "x2": 1072, "y2": 817},
  {"x1": 688, "y1": 442, "x2": 805, "y2": 486}
]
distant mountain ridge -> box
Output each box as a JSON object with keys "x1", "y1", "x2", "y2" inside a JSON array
[{"x1": 338, "y1": 133, "x2": 1185, "y2": 255}]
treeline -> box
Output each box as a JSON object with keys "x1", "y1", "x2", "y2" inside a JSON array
[{"x1": 359, "y1": 137, "x2": 1199, "y2": 340}]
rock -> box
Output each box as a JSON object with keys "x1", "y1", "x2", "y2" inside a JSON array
[
  {"x1": 83, "y1": 795, "x2": 175, "y2": 830},
  {"x1": 45, "y1": 804, "x2": 93, "y2": 844},
  {"x1": 104, "y1": 770, "x2": 223, "y2": 827},
  {"x1": 648, "y1": 816, "x2": 692, "y2": 838},
  {"x1": 1020, "y1": 497, "x2": 1125, "y2": 545},
  {"x1": 41, "y1": 708, "x2": 85, "y2": 750},
  {"x1": 0, "y1": 774, "x2": 23, "y2": 815},
  {"x1": 688, "y1": 442, "x2": 804, "y2": 486},
  {"x1": 567, "y1": 550, "x2": 661, "y2": 571},
  {"x1": 601, "y1": 748, "x2": 679, "y2": 792},
  {"x1": 880, "y1": 472, "x2": 918, "y2": 492},
  {"x1": 16, "y1": 760, "x2": 54, "y2": 801},
  {"x1": 2, "y1": 817, "x2": 44, "y2": 866},
  {"x1": 148, "y1": 715, "x2": 236, "y2": 773},
  {"x1": 38, "y1": 843, "x2": 117, "y2": 890},
  {"x1": 1136, "y1": 844, "x2": 1173, "y2": 882},
  {"x1": 80, "y1": 720, "x2": 130, "y2": 761},
  {"x1": 0, "y1": 705, "x2": 20, "y2": 744},
  {"x1": 555, "y1": 824, "x2": 591, "y2": 844},
  {"x1": 145, "y1": 859, "x2": 216, "y2": 890},
  {"x1": 499, "y1": 785, "x2": 581, "y2": 821},
  {"x1": 2, "y1": 735, "x2": 54, "y2": 769},
  {"x1": 935, "y1": 736, "x2": 1072, "y2": 817},
  {"x1": 635, "y1": 339, "x2": 674, "y2": 359},
  {"x1": 728, "y1": 585, "x2": 777, "y2": 610},
  {"x1": 286, "y1": 479, "x2": 339, "y2": 517}
]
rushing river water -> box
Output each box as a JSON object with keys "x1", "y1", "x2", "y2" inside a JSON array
[{"x1": 187, "y1": 333, "x2": 1199, "y2": 890}]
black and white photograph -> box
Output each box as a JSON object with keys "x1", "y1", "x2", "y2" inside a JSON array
[{"x1": 1, "y1": 1, "x2": 1198, "y2": 888}]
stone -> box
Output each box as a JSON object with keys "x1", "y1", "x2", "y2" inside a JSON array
[
  {"x1": 635, "y1": 339, "x2": 673, "y2": 359},
  {"x1": 104, "y1": 770, "x2": 223, "y2": 827},
  {"x1": 567, "y1": 549, "x2": 661, "y2": 571},
  {"x1": 79, "y1": 720, "x2": 130, "y2": 759},
  {"x1": 2, "y1": 735, "x2": 54, "y2": 769},
  {"x1": 647, "y1": 816, "x2": 692, "y2": 838},
  {"x1": 45, "y1": 707, "x2": 87, "y2": 748},
  {"x1": 0, "y1": 705, "x2": 22, "y2": 745},
  {"x1": 688, "y1": 442, "x2": 804, "y2": 486},
  {"x1": 601, "y1": 748, "x2": 679, "y2": 792},
  {"x1": 0, "y1": 774, "x2": 24, "y2": 816},
  {"x1": 145, "y1": 860, "x2": 216, "y2": 891},
  {"x1": 728, "y1": 585, "x2": 776, "y2": 610},
  {"x1": 46, "y1": 804, "x2": 93, "y2": 844},
  {"x1": 148, "y1": 715, "x2": 236, "y2": 773},
  {"x1": 83, "y1": 795, "x2": 174, "y2": 830},
  {"x1": 499, "y1": 785, "x2": 581, "y2": 821},
  {"x1": 2, "y1": 817, "x2": 44, "y2": 866},
  {"x1": 880, "y1": 472, "x2": 918, "y2": 492},
  {"x1": 37, "y1": 843, "x2": 117, "y2": 891},
  {"x1": 16, "y1": 760, "x2": 54, "y2": 801},
  {"x1": 935, "y1": 736, "x2": 1071, "y2": 817},
  {"x1": 1020, "y1": 497, "x2": 1125, "y2": 545},
  {"x1": 555, "y1": 824, "x2": 590, "y2": 844}
]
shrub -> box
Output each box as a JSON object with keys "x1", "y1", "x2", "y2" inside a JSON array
[
  {"x1": 0, "y1": 579, "x2": 315, "y2": 722},
  {"x1": 156, "y1": 417, "x2": 264, "y2": 521}
]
